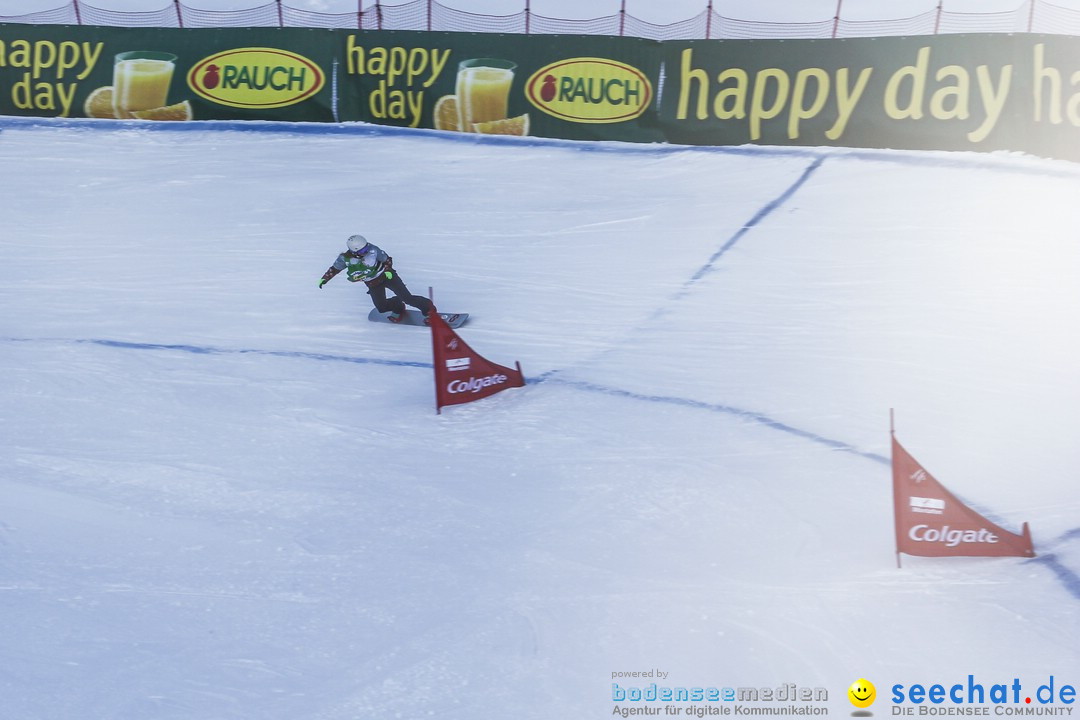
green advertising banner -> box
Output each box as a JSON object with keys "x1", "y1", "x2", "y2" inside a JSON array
[
  {"x1": 3, "y1": 24, "x2": 1080, "y2": 161},
  {"x1": 658, "y1": 34, "x2": 1080, "y2": 160},
  {"x1": 333, "y1": 30, "x2": 663, "y2": 143},
  {"x1": 0, "y1": 24, "x2": 336, "y2": 123},
  {"x1": 0, "y1": 24, "x2": 663, "y2": 142}
]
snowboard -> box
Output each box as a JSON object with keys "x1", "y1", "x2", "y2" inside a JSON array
[{"x1": 367, "y1": 308, "x2": 469, "y2": 329}]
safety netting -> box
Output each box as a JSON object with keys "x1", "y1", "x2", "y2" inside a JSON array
[
  {"x1": 835, "y1": 9, "x2": 940, "y2": 38},
  {"x1": 937, "y1": 2, "x2": 1033, "y2": 34},
  {"x1": 2, "y1": 0, "x2": 1079, "y2": 37},
  {"x1": 1034, "y1": 0, "x2": 1080, "y2": 33}
]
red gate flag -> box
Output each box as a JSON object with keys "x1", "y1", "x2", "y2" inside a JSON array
[
  {"x1": 429, "y1": 308, "x2": 524, "y2": 414},
  {"x1": 891, "y1": 427, "x2": 1035, "y2": 561}
]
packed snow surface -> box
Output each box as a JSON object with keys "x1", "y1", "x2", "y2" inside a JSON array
[{"x1": 1, "y1": 119, "x2": 1078, "y2": 719}]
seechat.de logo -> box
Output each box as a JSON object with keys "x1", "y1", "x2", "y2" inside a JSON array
[
  {"x1": 188, "y1": 47, "x2": 324, "y2": 109},
  {"x1": 525, "y1": 57, "x2": 652, "y2": 124}
]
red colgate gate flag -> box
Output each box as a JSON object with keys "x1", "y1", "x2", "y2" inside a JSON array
[
  {"x1": 429, "y1": 309, "x2": 524, "y2": 413},
  {"x1": 892, "y1": 434, "x2": 1034, "y2": 560}
]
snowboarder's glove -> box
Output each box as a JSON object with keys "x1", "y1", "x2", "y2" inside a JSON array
[{"x1": 319, "y1": 266, "x2": 340, "y2": 288}]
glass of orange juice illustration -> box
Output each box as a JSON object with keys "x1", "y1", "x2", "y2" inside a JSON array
[
  {"x1": 112, "y1": 51, "x2": 177, "y2": 118},
  {"x1": 455, "y1": 58, "x2": 516, "y2": 133}
]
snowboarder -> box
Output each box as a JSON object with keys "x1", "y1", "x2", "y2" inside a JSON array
[{"x1": 319, "y1": 235, "x2": 433, "y2": 322}]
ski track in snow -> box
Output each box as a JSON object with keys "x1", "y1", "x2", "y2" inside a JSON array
[
  {"x1": 3, "y1": 120, "x2": 1080, "y2": 551},
  {"x1": 5, "y1": 332, "x2": 1078, "y2": 596},
  {"x1": 2, "y1": 117, "x2": 1080, "y2": 718},
  {"x1": 3, "y1": 132, "x2": 1078, "y2": 599}
]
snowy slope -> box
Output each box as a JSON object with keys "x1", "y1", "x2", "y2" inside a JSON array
[{"x1": 1, "y1": 119, "x2": 1078, "y2": 720}]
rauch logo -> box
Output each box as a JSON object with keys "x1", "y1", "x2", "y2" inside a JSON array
[
  {"x1": 525, "y1": 57, "x2": 652, "y2": 124},
  {"x1": 187, "y1": 47, "x2": 324, "y2": 109}
]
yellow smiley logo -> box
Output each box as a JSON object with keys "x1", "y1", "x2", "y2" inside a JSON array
[{"x1": 848, "y1": 679, "x2": 876, "y2": 709}]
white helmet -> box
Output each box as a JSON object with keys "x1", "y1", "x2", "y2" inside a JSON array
[{"x1": 346, "y1": 234, "x2": 369, "y2": 254}]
